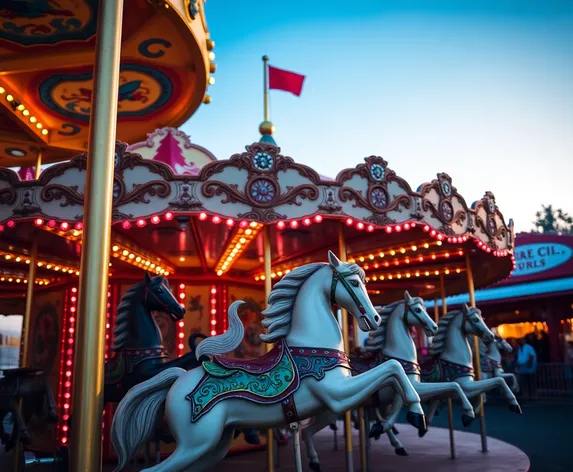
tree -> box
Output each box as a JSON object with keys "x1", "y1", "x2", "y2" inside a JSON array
[{"x1": 532, "y1": 205, "x2": 573, "y2": 233}]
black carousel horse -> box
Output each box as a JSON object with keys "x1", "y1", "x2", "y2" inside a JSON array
[
  {"x1": 0, "y1": 368, "x2": 57, "y2": 452},
  {"x1": 104, "y1": 272, "x2": 205, "y2": 402}
]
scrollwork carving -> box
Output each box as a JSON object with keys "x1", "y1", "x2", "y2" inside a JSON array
[
  {"x1": 41, "y1": 185, "x2": 84, "y2": 207},
  {"x1": 418, "y1": 173, "x2": 469, "y2": 232},
  {"x1": 0, "y1": 188, "x2": 17, "y2": 206}
]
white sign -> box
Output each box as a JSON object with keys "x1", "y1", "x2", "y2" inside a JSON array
[{"x1": 512, "y1": 243, "x2": 572, "y2": 277}]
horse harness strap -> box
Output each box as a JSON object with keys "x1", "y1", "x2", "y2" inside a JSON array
[
  {"x1": 330, "y1": 268, "x2": 366, "y2": 314},
  {"x1": 144, "y1": 287, "x2": 172, "y2": 313}
]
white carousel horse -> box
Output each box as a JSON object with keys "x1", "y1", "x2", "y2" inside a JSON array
[
  {"x1": 111, "y1": 251, "x2": 426, "y2": 472},
  {"x1": 301, "y1": 292, "x2": 477, "y2": 468},
  {"x1": 477, "y1": 334, "x2": 519, "y2": 402},
  {"x1": 420, "y1": 304, "x2": 522, "y2": 425}
]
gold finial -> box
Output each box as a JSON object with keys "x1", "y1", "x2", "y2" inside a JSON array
[
  {"x1": 202, "y1": 94, "x2": 212, "y2": 104},
  {"x1": 259, "y1": 120, "x2": 275, "y2": 136}
]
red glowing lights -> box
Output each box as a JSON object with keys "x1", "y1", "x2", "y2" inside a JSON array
[
  {"x1": 177, "y1": 284, "x2": 186, "y2": 354},
  {"x1": 151, "y1": 215, "x2": 160, "y2": 224},
  {"x1": 210, "y1": 286, "x2": 217, "y2": 336},
  {"x1": 136, "y1": 219, "x2": 146, "y2": 228}
]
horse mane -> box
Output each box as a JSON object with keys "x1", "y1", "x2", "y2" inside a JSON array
[
  {"x1": 429, "y1": 309, "x2": 463, "y2": 356},
  {"x1": 260, "y1": 261, "x2": 366, "y2": 343},
  {"x1": 478, "y1": 336, "x2": 489, "y2": 356},
  {"x1": 112, "y1": 281, "x2": 145, "y2": 351},
  {"x1": 365, "y1": 301, "x2": 403, "y2": 351}
]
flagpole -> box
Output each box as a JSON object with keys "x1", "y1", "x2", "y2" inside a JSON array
[{"x1": 263, "y1": 55, "x2": 270, "y2": 121}]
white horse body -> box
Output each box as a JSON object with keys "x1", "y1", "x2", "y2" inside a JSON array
[
  {"x1": 422, "y1": 306, "x2": 522, "y2": 422},
  {"x1": 478, "y1": 335, "x2": 519, "y2": 393},
  {"x1": 302, "y1": 294, "x2": 477, "y2": 467},
  {"x1": 111, "y1": 253, "x2": 426, "y2": 472}
]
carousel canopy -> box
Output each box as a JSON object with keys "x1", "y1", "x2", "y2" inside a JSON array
[
  {"x1": 0, "y1": 129, "x2": 516, "y2": 305},
  {"x1": 0, "y1": 0, "x2": 214, "y2": 168}
]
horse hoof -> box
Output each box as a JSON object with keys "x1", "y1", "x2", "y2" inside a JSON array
[
  {"x1": 233, "y1": 430, "x2": 241, "y2": 439},
  {"x1": 309, "y1": 460, "x2": 321, "y2": 472},
  {"x1": 392, "y1": 426, "x2": 400, "y2": 435},
  {"x1": 509, "y1": 404, "x2": 522, "y2": 415},
  {"x1": 406, "y1": 411, "x2": 427, "y2": 433},
  {"x1": 462, "y1": 413, "x2": 475, "y2": 427},
  {"x1": 368, "y1": 423, "x2": 385, "y2": 438},
  {"x1": 418, "y1": 427, "x2": 428, "y2": 438},
  {"x1": 395, "y1": 447, "x2": 409, "y2": 456},
  {"x1": 329, "y1": 423, "x2": 338, "y2": 431}
]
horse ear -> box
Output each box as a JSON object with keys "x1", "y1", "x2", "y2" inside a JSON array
[
  {"x1": 328, "y1": 250, "x2": 341, "y2": 268},
  {"x1": 404, "y1": 290, "x2": 412, "y2": 302},
  {"x1": 462, "y1": 303, "x2": 469, "y2": 313},
  {"x1": 144, "y1": 271, "x2": 152, "y2": 284}
]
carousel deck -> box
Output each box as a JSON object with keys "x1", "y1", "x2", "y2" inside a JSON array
[
  {"x1": 210, "y1": 423, "x2": 530, "y2": 472},
  {"x1": 0, "y1": 422, "x2": 530, "y2": 472},
  {"x1": 208, "y1": 423, "x2": 530, "y2": 472}
]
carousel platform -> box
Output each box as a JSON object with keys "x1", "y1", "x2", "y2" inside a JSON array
[
  {"x1": 0, "y1": 422, "x2": 530, "y2": 471},
  {"x1": 209, "y1": 422, "x2": 530, "y2": 472}
]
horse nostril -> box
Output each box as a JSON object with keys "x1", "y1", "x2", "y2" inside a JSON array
[{"x1": 374, "y1": 315, "x2": 380, "y2": 325}]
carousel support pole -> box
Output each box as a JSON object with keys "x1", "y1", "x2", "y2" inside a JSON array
[
  {"x1": 439, "y1": 274, "x2": 456, "y2": 460},
  {"x1": 338, "y1": 223, "x2": 355, "y2": 472},
  {"x1": 465, "y1": 254, "x2": 488, "y2": 452},
  {"x1": 289, "y1": 423, "x2": 303, "y2": 472},
  {"x1": 263, "y1": 226, "x2": 276, "y2": 472},
  {"x1": 12, "y1": 238, "x2": 39, "y2": 472},
  {"x1": 433, "y1": 299, "x2": 439, "y2": 324},
  {"x1": 35, "y1": 149, "x2": 42, "y2": 179},
  {"x1": 70, "y1": 1, "x2": 124, "y2": 471}
]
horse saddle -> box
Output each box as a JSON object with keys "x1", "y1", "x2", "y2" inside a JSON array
[
  {"x1": 420, "y1": 357, "x2": 475, "y2": 382},
  {"x1": 187, "y1": 340, "x2": 300, "y2": 422}
]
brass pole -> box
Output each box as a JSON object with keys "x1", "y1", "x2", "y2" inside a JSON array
[
  {"x1": 263, "y1": 226, "x2": 275, "y2": 472},
  {"x1": 433, "y1": 298, "x2": 439, "y2": 324},
  {"x1": 338, "y1": 223, "x2": 355, "y2": 472},
  {"x1": 439, "y1": 273, "x2": 456, "y2": 460},
  {"x1": 70, "y1": 1, "x2": 124, "y2": 471},
  {"x1": 13, "y1": 239, "x2": 38, "y2": 472},
  {"x1": 262, "y1": 55, "x2": 270, "y2": 121},
  {"x1": 465, "y1": 253, "x2": 488, "y2": 452},
  {"x1": 34, "y1": 149, "x2": 42, "y2": 179}
]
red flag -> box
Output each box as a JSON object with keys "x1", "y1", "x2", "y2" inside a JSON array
[{"x1": 268, "y1": 65, "x2": 305, "y2": 96}]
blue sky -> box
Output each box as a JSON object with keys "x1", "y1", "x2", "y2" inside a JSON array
[{"x1": 182, "y1": 0, "x2": 573, "y2": 232}]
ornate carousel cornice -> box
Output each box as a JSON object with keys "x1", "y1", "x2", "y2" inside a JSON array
[{"x1": 0, "y1": 140, "x2": 514, "y2": 259}]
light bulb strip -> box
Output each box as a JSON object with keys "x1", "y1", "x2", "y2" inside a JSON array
[
  {"x1": 348, "y1": 240, "x2": 445, "y2": 264},
  {"x1": 209, "y1": 286, "x2": 217, "y2": 336},
  {"x1": 0, "y1": 271, "x2": 52, "y2": 285},
  {"x1": 0, "y1": 249, "x2": 79, "y2": 276},
  {"x1": 177, "y1": 283, "x2": 186, "y2": 356},
  {"x1": 214, "y1": 222, "x2": 263, "y2": 276},
  {"x1": 111, "y1": 242, "x2": 174, "y2": 276},
  {"x1": 59, "y1": 286, "x2": 77, "y2": 445},
  {"x1": 0, "y1": 84, "x2": 50, "y2": 138},
  {"x1": 55, "y1": 287, "x2": 69, "y2": 442},
  {"x1": 356, "y1": 249, "x2": 465, "y2": 272},
  {"x1": 365, "y1": 266, "x2": 466, "y2": 283}
]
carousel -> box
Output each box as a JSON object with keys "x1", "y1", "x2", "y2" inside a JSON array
[{"x1": 0, "y1": 1, "x2": 529, "y2": 472}]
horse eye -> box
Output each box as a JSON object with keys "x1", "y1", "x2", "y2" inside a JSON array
[
  {"x1": 415, "y1": 308, "x2": 421, "y2": 313},
  {"x1": 350, "y1": 280, "x2": 359, "y2": 287},
  {"x1": 155, "y1": 288, "x2": 162, "y2": 294}
]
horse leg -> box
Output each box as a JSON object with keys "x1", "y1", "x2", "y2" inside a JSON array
[
  {"x1": 457, "y1": 377, "x2": 521, "y2": 414},
  {"x1": 44, "y1": 384, "x2": 58, "y2": 422},
  {"x1": 502, "y1": 373, "x2": 519, "y2": 392},
  {"x1": 387, "y1": 427, "x2": 408, "y2": 456},
  {"x1": 182, "y1": 427, "x2": 235, "y2": 472},
  {"x1": 310, "y1": 362, "x2": 425, "y2": 432},
  {"x1": 414, "y1": 381, "x2": 475, "y2": 426},
  {"x1": 9, "y1": 400, "x2": 30, "y2": 446},
  {"x1": 301, "y1": 411, "x2": 337, "y2": 472}
]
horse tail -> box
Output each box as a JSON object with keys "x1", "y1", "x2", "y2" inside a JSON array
[
  {"x1": 195, "y1": 300, "x2": 245, "y2": 360},
  {"x1": 111, "y1": 367, "x2": 185, "y2": 471}
]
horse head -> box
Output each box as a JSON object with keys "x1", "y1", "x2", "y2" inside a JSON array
[
  {"x1": 144, "y1": 272, "x2": 185, "y2": 321},
  {"x1": 403, "y1": 291, "x2": 438, "y2": 336},
  {"x1": 461, "y1": 304, "x2": 494, "y2": 343},
  {"x1": 328, "y1": 251, "x2": 380, "y2": 331}
]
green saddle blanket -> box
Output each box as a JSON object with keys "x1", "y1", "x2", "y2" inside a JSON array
[{"x1": 186, "y1": 341, "x2": 299, "y2": 422}]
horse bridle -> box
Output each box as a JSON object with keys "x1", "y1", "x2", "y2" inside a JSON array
[
  {"x1": 330, "y1": 267, "x2": 366, "y2": 315},
  {"x1": 402, "y1": 300, "x2": 428, "y2": 328},
  {"x1": 144, "y1": 284, "x2": 175, "y2": 314}
]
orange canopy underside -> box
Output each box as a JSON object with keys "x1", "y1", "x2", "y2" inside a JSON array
[{"x1": 0, "y1": 0, "x2": 210, "y2": 167}]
